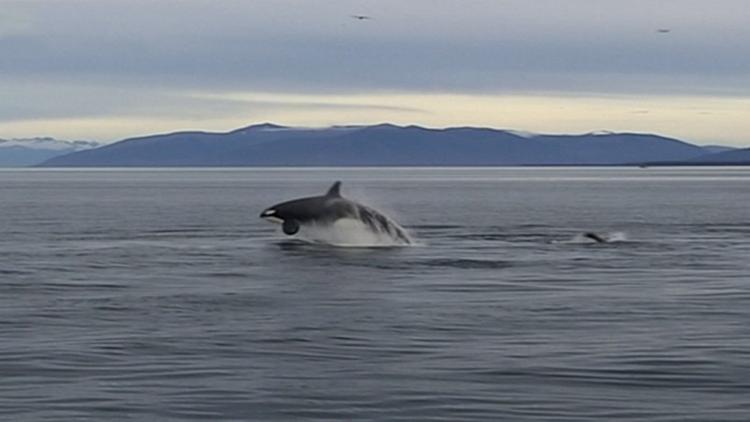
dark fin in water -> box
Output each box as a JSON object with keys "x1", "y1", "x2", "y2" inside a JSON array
[
  {"x1": 326, "y1": 181, "x2": 342, "y2": 197},
  {"x1": 282, "y1": 219, "x2": 300, "y2": 235},
  {"x1": 583, "y1": 232, "x2": 606, "y2": 243}
]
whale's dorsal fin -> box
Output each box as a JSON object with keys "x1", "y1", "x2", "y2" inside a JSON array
[{"x1": 325, "y1": 181, "x2": 342, "y2": 197}]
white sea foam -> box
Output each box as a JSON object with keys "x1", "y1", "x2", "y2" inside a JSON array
[{"x1": 292, "y1": 218, "x2": 414, "y2": 247}]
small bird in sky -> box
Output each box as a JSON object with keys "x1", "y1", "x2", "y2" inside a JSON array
[
  {"x1": 350, "y1": 15, "x2": 373, "y2": 20},
  {"x1": 656, "y1": 28, "x2": 671, "y2": 33}
]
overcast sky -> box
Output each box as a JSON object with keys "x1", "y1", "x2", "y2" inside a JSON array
[{"x1": 1, "y1": 0, "x2": 748, "y2": 145}]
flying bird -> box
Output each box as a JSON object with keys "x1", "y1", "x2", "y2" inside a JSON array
[
  {"x1": 350, "y1": 15, "x2": 373, "y2": 20},
  {"x1": 656, "y1": 28, "x2": 671, "y2": 33}
]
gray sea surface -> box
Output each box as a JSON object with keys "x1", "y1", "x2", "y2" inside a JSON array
[{"x1": 1, "y1": 167, "x2": 749, "y2": 421}]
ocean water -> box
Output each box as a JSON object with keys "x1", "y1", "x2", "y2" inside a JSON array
[{"x1": 1, "y1": 167, "x2": 749, "y2": 421}]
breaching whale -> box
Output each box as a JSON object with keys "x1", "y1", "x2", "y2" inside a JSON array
[{"x1": 260, "y1": 181, "x2": 412, "y2": 245}]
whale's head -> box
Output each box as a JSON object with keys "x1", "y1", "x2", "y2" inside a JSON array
[
  {"x1": 259, "y1": 201, "x2": 309, "y2": 235},
  {"x1": 259, "y1": 207, "x2": 284, "y2": 223},
  {"x1": 260, "y1": 181, "x2": 343, "y2": 235}
]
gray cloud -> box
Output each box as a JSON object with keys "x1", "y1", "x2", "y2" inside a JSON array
[
  {"x1": 0, "y1": 79, "x2": 425, "y2": 122},
  {"x1": 2, "y1": 0, "x2": 749, "y2": 95},
  {"x1": 1, "y1": 0, "x2": 749, "y2": 143}
]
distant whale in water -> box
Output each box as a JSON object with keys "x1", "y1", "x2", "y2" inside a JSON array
[
  {"x1": 580, "y1": 232, "x2": 628, "y2": 243},
  {"x1": 260, "y1": 181, "x2": 413, "y2": 245},
  {"x1": 583, "y1": 232, "x2": 608, "y2": 243}
]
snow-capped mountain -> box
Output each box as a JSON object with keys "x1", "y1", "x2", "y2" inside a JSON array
[
  {"x1": 39, "y1": 123, "x2": 718, "y2": 167},
  {"x1": 0, "y1": 137, "x2": 101, "y2": 167}
]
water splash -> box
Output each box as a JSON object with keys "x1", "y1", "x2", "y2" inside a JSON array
[
  {"x1": 604, "y1": 231, "x2": 629, "y2": 242},
  {"x1": 291, "y1": 218, "x2": 414, "y2": 247}
]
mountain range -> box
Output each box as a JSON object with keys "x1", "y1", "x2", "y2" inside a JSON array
[
  {"x1": 0, "y1": 138, "x2": 101, "y2": 167},
  {"x1": 686, "y1": 147, "x2": 750, "y2": 164},
  {"x1": 21, "y1": 123, "x2": 749, "y2": 167}
]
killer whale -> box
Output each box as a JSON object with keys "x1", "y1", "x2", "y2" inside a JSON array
[
  {"x1": 583, "y1": 232, "x2": 608, "y2": 243},
  {"x1": 260, "y1": 181, "x2": 412, "y2": 245}
]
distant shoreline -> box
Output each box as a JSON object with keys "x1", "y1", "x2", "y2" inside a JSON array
[{"x1": 5, "y1": 163, "x2": 748, "y2": 170}]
